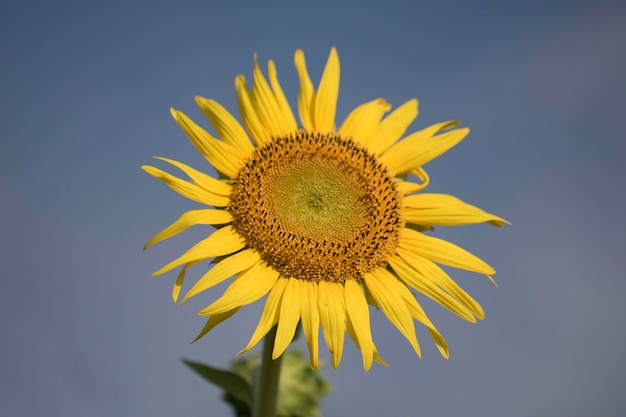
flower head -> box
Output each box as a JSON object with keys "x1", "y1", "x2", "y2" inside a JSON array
[{"x1": 143, "y1": 48, "x2": 507, "y2": 370}]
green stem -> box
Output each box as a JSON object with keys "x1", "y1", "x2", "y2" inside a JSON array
[{"x1": 252, "y1": 325, "x2": 283, "y2": 417}]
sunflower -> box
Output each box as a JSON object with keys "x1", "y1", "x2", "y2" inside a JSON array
[{"x1": 143, "y1": 48, "x2": 506, "y2": 371}]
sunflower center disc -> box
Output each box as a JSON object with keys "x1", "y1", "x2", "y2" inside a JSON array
[{"x1": 229, "y1": 131, "x2": 404, "y2": 282}]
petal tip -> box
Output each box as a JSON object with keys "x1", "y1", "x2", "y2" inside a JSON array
[
  {"x1": 194, "y1": 96, "x2": 207, "y2": 106},
  {"x1": 487, "y1": 275, "x2": 499, "y2": 288}
]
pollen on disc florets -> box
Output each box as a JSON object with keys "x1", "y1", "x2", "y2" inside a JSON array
[{"x1": 228, "y1": 131, "x2": 404, "y2": 283}]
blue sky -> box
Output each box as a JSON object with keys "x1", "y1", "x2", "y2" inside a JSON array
[{"x1": 2, "y1": 1, "x2": 625, "y2": 416}]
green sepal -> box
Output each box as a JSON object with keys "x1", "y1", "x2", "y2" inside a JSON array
[{"x1": 404, "y1": 222, "x2": 434, "y2": 232}]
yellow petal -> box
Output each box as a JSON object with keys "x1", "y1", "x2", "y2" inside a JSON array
[
  {"x1": 152, "y1": 225, "x2": 245, "y2": 276},
  {"x1": 191, "y1": 308, "x2": 240, "y2": 343},
  {"x1": 389, "y1": 255, "x2": 476, "y2": 322},
  {"x1": 384, "y1": 120, "x2": 459, "y2": 157},
  {"x1": 267, "y1": 59, "x2": 299, "y2": 134},
  {"x1": 428, "y1": 327, "x2": 449, "y2": 359},
  {"x1": 142, "y1": 165, "x2": 230, "y2": 207},
  {"x1": 364, "y1": 268, "x2": 421, "y2": 357},
  {"x1": 338, "y1": 98, "x2": 391, "y2": 146},
  {"x1": 343, "y1": 280, "x2": 374, "y2": 370},
  {"x1": 404, "y1": 193, "x2": 470, "y2": 207},
  {"x1": 390, "y1": 278, "x2": 449, "y2": 359},
  {"x1": 170, "y1": 109, "x2": 246, "y2": 177},
  {"x1": 239, "y1": 277, "x2": 289, "y2": 354},
  {"x1": 380, "y1": 121, "x2": 464, "y2": 175},
  {"x1": 397, "y1": 167, "x2": 430, "y2": 195},
  {"x1": 313, "y1": 47, "x2": 340, "y2": 133},
  {"x1": 152, "y1": 157, "x2": 232, "y2": 196},
  {"x1": 235, "y1": 75, "x2": 271, "y2": 146},
  {"x1": 403, "y1": 193, "x2": 509, "y2": 227},
  {"x1": 362, "y1": 281, "x2": 379, "y2": 308},
  {"x1": 251, "y1": 55, "x2": 286, "y2": 136},
  {"x1": 180, "y1": 249, "x2": 261, "y2": 304},
  {"x1": 273, "y1": 279, "x2": 302, "y2": 359},
  {"x1": 396, "y1": 127, "x2": 468, "y2": 174},
  {"x1": 368, "y1": 99, "x2": 419, "y2": 155},
  {"x1": 300, "y1": 280, "x2": 320, "y2": 369},
  {"x1": 399, "y1": 228, "x2": 496, "y2": 275},
  {"x1": 396, "y1": 248, "x2": 484, "y2": 319},
  {"x1": 172, "y1": 260, "x2": 202, "y2": 303},
  {"x1": 317, "y1": 281, "x2": 346, "y2": 369},
  {"x1": 294, "y1": 49, "x2": 315, "y2": 131},
  {"x1": 144, "y1": 209, "x2": 233, "y2": 250},
  {"x1": 194, "y1": 96, "x2": 254, "y2": 154},
  {"x1": 199, "y1": 261, "x2": 279, "y2": 315},
  {"x1": 345, "y1": 313, "x2": 389, "y2": 367}
]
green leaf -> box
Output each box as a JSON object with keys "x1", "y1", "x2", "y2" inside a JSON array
[{"x1": 182, "y1": 359, "x2": 253, "y2": 407}]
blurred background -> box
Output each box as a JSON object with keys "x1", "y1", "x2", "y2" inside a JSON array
[{"x1": 2, "y1": 1, "x2": 625, "y2": 416}]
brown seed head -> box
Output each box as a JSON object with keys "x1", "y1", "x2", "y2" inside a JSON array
[{"x1": 229, "y1": 131, "x2": 403, "y2": 282}]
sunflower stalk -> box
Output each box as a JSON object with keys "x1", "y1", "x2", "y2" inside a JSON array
[{"x1": 252, "y1": 325, "x2": 283, "y2": 417}]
